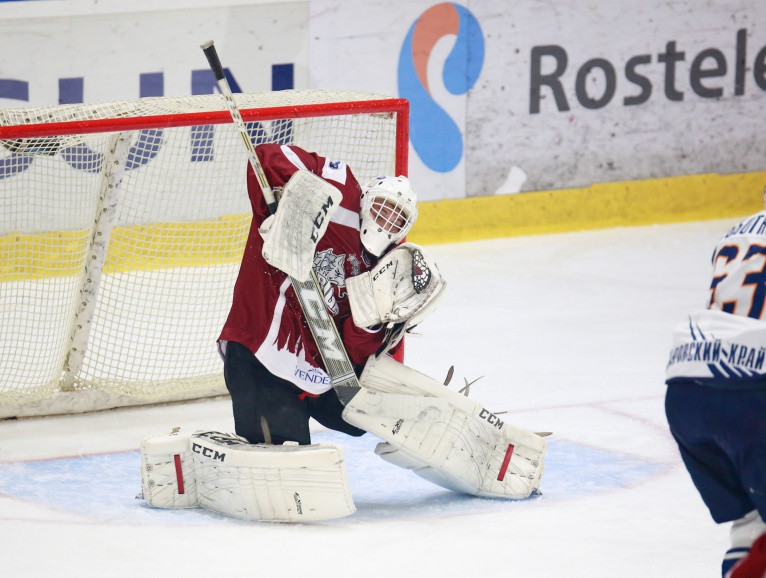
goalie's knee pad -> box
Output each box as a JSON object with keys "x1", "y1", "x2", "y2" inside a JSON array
[
  {"x1": 140, "y1": 430, "x2": 356, "y2": 522},
  {"x1": 343, "y1": 355, "x2": 547, "y2": 499}
]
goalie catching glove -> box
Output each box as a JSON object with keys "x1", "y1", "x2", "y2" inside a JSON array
[
  {"x1": 260, "y1": 169, "x2": 342, "y2": 282},
  {"x1": 347, "y1": 242, "x2": 446, "y2": 329},
  {"x1": 342, "y1": 355, "x2": 547, "y2": 499}
]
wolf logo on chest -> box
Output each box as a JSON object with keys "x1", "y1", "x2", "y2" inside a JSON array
[{"x1": 313, "y1": 248, "x2": 347, "y2": 315}]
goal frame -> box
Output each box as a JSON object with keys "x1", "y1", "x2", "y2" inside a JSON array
[
  {"x1": 0, "y1": 91, "x2": 410, "y2": 418},
  {"x1": 0, "y1": 99, "x2": 410, "y2": 174}
]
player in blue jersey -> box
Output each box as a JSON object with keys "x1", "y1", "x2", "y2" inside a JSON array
[{"x1": 665, "y1": 196, "x2": 766, "y2": 577}]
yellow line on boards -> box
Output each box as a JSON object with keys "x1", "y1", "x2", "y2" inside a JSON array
[
  {"x1": 0, "y1": 214, "x2": 251, "y2": 282},
  {"x1": 104, "y1": 215, "x2": 250, "y2": 274},
  {"x1": 0, "y1": 230, "x2": 90, "y2": 281},
  {"x1": 407, "y1": 171, "x2": 766, "y2": 245}
]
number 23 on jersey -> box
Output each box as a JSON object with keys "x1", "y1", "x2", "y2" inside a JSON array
[{"x1": 709, "y1": 242, "x2": 766, "y2": 319}]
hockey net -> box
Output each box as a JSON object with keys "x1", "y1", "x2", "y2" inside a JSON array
[{"x1": 0, "y1": 90, "x2": 409, "y2": 418}]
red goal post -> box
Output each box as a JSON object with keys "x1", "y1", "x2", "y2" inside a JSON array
[{"x1": 0, "y1": 90, "x2": 409, "y2": 418}]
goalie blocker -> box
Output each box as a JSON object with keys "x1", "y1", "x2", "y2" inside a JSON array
[
  {"x1": 343, "y1": 355, "x2": 547, "y2": 499},
  {"x1": 259, "y1": 169, "x2": 342, "y2": 282},
  {"x1": 140, "y1": 429, "x2": 355, "y2": 522}
]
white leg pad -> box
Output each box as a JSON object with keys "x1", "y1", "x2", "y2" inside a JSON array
[
  {"x1": 140, "y1": 430, "x2": 356, "y2": 522},
  {"x1": 192, "y1": 431, "x2": 355, "y2": 522},
  {"x1": 343, "y1": 355, "x2": 547, "y2": 499},
  {"x1": 141, "y1": 429, "x2": 199, "y2": 508}
]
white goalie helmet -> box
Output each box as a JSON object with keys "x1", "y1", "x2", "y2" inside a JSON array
[{"x1": 359, "y1": 175, "x2": 419, "y2": 257}]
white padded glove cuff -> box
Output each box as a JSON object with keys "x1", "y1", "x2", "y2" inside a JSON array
[{"x1": 346, "y1": 270, "x2": 381, "y2": 327}]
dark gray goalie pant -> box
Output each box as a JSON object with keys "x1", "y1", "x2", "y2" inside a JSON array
[{"x1": 222, "y1": 340, "x2": 365, "y2": 445}]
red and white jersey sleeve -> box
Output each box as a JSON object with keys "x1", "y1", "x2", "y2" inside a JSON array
[
  {"x1": 666, "y1": 211, "x2": 766, "y2": 387},
  {"x1": 218, "y1": 144, "x2": 393, "y2": 394}
]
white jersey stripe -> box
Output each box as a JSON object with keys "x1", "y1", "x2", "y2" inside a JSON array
[
  {"x1": 280, "y1": 145, "x2": 308, "y2": 171},
  {"x1": 255, "y1": 276, "x2": 333, "y2": 394},
  {"x1": 279, "y1": 145, "x2": 359, "y2": 230},
  {"x1": 332, "y1": 206, "x2": 360, "y2": 230}
]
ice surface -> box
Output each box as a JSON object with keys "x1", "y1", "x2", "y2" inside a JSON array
[{"x1": 0, "y1": 219, "x2": 738, "y2": 577}]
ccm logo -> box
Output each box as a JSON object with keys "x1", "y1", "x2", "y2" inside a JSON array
[
  {"x1": 310, "y1": 196, "x2": 336, "y2": 242},
  {"x1": 191, "y1": 443, "x2": 226, "y2": 461},
  {"x1": 479, "y1": 408, "x2": 504, "y2": 430},
  {"x1": 373, "y1": 259, "x2": 395, "y2": 282}
]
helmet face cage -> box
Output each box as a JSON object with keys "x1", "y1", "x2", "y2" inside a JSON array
[
  {"x1": 369, "y1": 196, "x2": 408, "y2": 234},
  {"x1": 359, "y1": 176, "x2": 418, "y2": 257}
]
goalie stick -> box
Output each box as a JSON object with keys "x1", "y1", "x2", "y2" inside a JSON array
[{"x1": 200, "y1": 40, "x2": 360, "y2": 405}]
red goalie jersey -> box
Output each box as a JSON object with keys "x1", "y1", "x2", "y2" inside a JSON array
[{"x1": 218, "y1": 144, "x2": 393, "y2": 394}]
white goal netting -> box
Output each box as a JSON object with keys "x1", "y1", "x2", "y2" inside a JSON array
[{"x1": 0, "y1": 90, "x2": 408, "y2": 417}]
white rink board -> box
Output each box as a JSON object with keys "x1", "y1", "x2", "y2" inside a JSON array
[
  {"x1": 2, "y1": 0, "x2": 766, "y2": 201},
  {"x1": 467, "y1": 2, "x2": 766, "y2": 194},
  {"x1": 0, "y1": 1, "x2": 308, "y2": 104},
  {"x1": 310, "y1": 0, "x2": 766, "y2": 198}
]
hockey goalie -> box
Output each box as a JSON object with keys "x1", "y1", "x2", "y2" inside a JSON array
[
  {"x1": 140, "y1": 143, "x2": 546, "y2": 522},
  {"x1": 140, "y1": 236, "x2": 546, "y2": 522}
]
